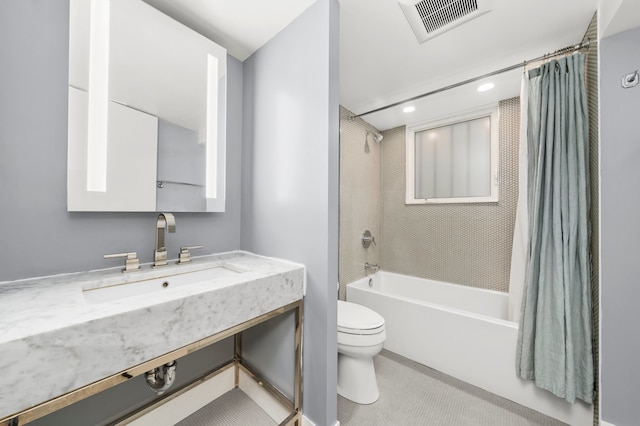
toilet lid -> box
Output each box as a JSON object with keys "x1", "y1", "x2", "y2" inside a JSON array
[{"x1": 338, "y1": 300, "x2": 385, "y2": 334}]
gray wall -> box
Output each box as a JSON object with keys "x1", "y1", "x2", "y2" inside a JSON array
[
  {"x1": 241, "y1": 1, "x2": 340, "y2": 425},
  {"x1": 0, "y1": 0, "x2": 244, "y2": 282},
  {"x1": 338, "y1": 107, "x2": 382, "y2": 300},
  {"x1": 600, "y1": 26, "x2": 640, "y2": 426}
]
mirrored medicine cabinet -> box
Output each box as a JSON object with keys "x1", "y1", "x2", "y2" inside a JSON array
[{"x1": 67, "y1": 0, "x2": 227, "y2": 212}]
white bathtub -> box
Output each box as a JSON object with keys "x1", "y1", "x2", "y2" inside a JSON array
[{"x1": 347, "y1": 271, "x2": 592, "y2": 426}]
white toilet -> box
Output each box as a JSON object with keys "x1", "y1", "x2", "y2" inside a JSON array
[{"x1": 337, "y1": 300, "x2": 386, "y2": 404}]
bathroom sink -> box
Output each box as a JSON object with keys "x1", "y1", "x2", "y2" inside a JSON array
[{"x1": 82, "y1": 263, "x2": 246, "y2": 304}]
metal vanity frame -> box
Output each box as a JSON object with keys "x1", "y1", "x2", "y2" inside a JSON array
[{"x1": 0, "y1": 300, "x2": 303, "y2": 426}]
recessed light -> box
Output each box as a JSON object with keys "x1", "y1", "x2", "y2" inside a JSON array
[
  {"x1": 403, "y1": 106, "x2": 416, "y2": 113},
  {"x1": 477, "y1": 83, "x2": 495, "y2": 92}
]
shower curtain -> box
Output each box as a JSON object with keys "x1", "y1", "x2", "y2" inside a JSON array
[{"x1": 514, "y1": 53, "x2": 593, "y2": 404}]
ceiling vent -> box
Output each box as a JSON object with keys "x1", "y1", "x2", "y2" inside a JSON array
[{"x1": 399, "y1": 0, "x2": 491, "y2": 44}]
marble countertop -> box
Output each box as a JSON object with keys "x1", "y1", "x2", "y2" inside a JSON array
[{"x1": 0, "y1": 250, "x2": 305, "y2": 419}]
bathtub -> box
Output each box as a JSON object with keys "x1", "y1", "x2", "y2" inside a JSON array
[{"x1": 347, "y1": 271, "x2": 592, "y2": 426}]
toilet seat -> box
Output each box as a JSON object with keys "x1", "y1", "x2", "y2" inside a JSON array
[
  {"x1": 338, "y1": 324, "x2": 385, "y2": 335},
  {"x1": 338, "y1": 300, "x2": 385, "y2": 335}
]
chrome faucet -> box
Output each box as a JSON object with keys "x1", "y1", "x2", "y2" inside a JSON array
[
  {"x1": 154, "y1": 213, "x2": 176, "y2": 267},
  {"x1": 364, "y1": 262, "x2": 380, "y2": 273}
]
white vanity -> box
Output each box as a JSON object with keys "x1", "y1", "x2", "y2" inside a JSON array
[{"x1": 0, "y1": 251, "x2": 305, "y2": 425}]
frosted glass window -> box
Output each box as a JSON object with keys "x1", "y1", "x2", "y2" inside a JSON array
[{"x1": 406, "y1": 107, "x2": 498, "y2": 204}]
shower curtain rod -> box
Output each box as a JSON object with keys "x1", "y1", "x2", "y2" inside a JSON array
[{"x1": 354, "y1": 38, "x2": 591, "y2": 118}]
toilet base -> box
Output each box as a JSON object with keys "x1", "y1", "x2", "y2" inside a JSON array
[{"x1": 337, "y1": 353, "x2": 379, "y2": 404}]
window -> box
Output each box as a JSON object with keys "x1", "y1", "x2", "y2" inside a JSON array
[{"x1": 406, "y1": 106, "x2": 499, "y2": 204}]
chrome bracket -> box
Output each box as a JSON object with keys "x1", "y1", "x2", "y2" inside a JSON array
[{"x1": 622, "y1": 70, "x2": 639, "y2": 89}]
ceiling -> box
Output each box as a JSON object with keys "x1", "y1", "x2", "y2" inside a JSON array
[
  {"x1": 340, "y1": 0, "x2": 599, "y2": 130},
  {"x1": 144, "y1": 0, "x2": 640, "y2": 131},
  {"x1": 143, "y1": 0, "x2": 317, "y2": 61}
]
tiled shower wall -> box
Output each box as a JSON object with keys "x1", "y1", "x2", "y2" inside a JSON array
[
  {"x1": 339, "y1": 100, "x2": 519, "y2": 294},
  {"x1": 338, "y1": 106, "x2": 381, "y2": 300},
  {"x1": 379, "y1": 98, "x2": 520, "y2": 292},
  {"x1": 583, "y1": 12, "x2": 599, "y2": 426}
]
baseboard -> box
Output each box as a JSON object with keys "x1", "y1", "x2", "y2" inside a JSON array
[
  {"x1": 301, "y1": 415, "x2": 340, "y2": 426},
  {"x1": 237, "y1": 368, "x2": 290, "y2": 423},
  {"x1": 601, "y1": 421, "x2": 616, "y2": 426}
]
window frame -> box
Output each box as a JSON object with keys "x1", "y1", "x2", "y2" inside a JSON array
[{"x1": 405, "y1": 105, "x2": 500, "y2": 205}]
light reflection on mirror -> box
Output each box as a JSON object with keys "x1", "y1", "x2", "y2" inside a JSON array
[{"x1": 86, "y1": 0, "x2": 109, "y2": 192}]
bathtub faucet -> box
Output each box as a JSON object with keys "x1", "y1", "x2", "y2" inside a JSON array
[{"x1": 364, "y1": 262, "x2": 380, "y2": 273}]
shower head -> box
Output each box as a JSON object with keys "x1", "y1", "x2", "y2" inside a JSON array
[{"x1": 366, "y1": 130, "x2": 384, "y2": 143}]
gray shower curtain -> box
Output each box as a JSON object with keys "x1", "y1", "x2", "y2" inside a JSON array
[{"x1": 516, "y1": 53, "x2": 593, "y2": 404}]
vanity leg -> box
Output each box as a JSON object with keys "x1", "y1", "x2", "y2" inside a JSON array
[
  {"x1": 294, "y1": 303, "x2": 303, "y2": 422},
  {"x1": 234, "y1": 332, "x2": 242, "y2": 388}
]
